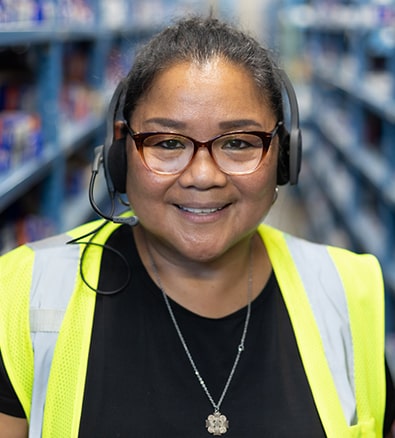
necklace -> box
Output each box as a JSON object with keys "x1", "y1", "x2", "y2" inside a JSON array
[{"x1": 147, "y1": 244, "x2": 253, "y2": 436}]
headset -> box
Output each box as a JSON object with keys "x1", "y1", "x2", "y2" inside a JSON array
[
  {"x1": 276, "y1": 69, "x2": 302, "y2": 186},
  {"x1": 89, "y1": 69, "x2": 302, "y2": 226}
]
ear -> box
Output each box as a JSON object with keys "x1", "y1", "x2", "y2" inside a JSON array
[{"x1": 114, "y1": 120, "x2": 126, "y2": 140}]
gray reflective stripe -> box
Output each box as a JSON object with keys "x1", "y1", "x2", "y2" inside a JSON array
[
  {"x1": 285, "y1": 234, "x2": 356, "y2": 425},
  {"x1": 30, "y1": 309, "x2": 65, "y2": 332},
  {"x1": 28, "y1": 234, "x2": 80, "y2": 438}
]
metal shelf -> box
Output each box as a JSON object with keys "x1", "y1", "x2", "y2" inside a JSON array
[
  {"x1": 0, "y1": 23, "x2": 160, "y2": 46},
  {"x1": 0, "y1": 147, "x2": 56, "y2": 211},
  {"x1": 0, "y1": 115, "x2": 104, "y2": 212},
  {"x1": 279, "y1": 0, "x2": 395, "y2": 314},
  {"x1": 0, "y1": 22, "x2": 145, "y2": 227},
  {"x1": 315, "y1": 111, "x2": 395, "y2": 207},
  {"x1": 312, "y1": 63, "x2": 395, "y2": 124}
]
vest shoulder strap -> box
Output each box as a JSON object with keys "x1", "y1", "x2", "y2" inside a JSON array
[
  {"x1": 0, "y1": 218, "x2": 113, "y2": 437},
  {"x1": 327, "y1": 245, "x2": 385, "y2": 436},
  {"x1": 41, "y1": 219, "x2": 119, "y2": 437},
  {"x1": 28, "y1": 231, "x2": 82, "y2": 437},
  {"x1": 258, "y1": 224, "x2": 385, "y2": 437}
]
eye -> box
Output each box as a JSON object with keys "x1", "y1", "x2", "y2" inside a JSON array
[
  {"x1": 222, "y1": 137, "x2": 259, "y2": 150},
  {"x1": 144, "y1": 135, "x2": 187, "y2": 150},
  {"x1": 224, "y1": 139, "x2": 250, "y2": 149},
  {"x1": 157, "y1": 139, "x2": 185, "y2": 150}
]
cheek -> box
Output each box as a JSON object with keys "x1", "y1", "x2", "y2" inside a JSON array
[
  {"x1": 247, "y1": 147, "x2": 278, "y2": 197},
  {"x1": 239, "y1": 173, "x2": 275, "y2": 206},
  {"x1": 125, "y1": 148, "x2": 153, "y2": 209},
  {"x1": 125, "y1": 148, "x2": 172, "y2": 214},
  {"x1": 236, "y1": 148, "x2": 278, "y2": 216},
  {"x1": 126, "y1": 145, "x2": 148, "y2": 209}
]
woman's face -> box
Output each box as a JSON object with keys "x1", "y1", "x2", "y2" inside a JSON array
[{"x1": 126, "y1": 58, "x2": 279, "y2": 263}]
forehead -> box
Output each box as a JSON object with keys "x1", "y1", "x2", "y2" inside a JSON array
[
  {"x1": 150, "y1": 58, "x2": 264, "y2": 99},
  {"x1": 132, "y1": 59, "x2": 275, "y2": 127}
]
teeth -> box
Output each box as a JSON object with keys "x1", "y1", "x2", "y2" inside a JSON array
[{"x1": 178, "y1": 206, "x2": 222, "y2": 215}]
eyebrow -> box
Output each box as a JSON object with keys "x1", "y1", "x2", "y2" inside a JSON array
[
  {"x1": 142, "y1": 118, "x2": 187, "y2": 130},
  {"x1": 143, "y1": 118, "x2": 263, "y2": 130},
  {"x1": 218, "y1": 119, "x2": 263, "y2": 129}
]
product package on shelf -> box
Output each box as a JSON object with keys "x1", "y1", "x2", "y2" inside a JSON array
[
  {"x1": 59, "y1": 0, "x2": 93, "y2": 25},
  {"x1": 0, "y1": 79, "x2": 36, "y2": 113},
  {"x1": 0, "y1": 0, "x2": 93, "y2": 26},
  {"x1": 0, "y1": 111, "x2": 43, "y2": 174},
  {"x1": 1, "y1": 0, "x2": 55, "y2": 25},
  {"x1": 60, "y1": 85, "x2": 103, "y2": 123},
  {"x1": 61, "y1": 44, "x2": 104, "y2": 123},
  {"x1": 100, "y1": 0, "x2": 129, "y2": 29}
]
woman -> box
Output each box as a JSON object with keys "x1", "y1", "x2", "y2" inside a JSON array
[{"x1": 0, "y1": 16, "x2": 394, "y2": 437}]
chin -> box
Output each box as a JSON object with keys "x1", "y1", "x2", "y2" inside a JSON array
[{"x1": 179, "y1": 232, "x2": 252, "y2": 263}]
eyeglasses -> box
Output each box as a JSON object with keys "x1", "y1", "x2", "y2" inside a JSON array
[{"x1": 123, "y1": 120, "x2": 283, "y2": 175}]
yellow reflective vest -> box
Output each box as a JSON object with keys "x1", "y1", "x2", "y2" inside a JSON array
[{"x1": 0, "y1": 220, "x2": 386, "y2": 437}]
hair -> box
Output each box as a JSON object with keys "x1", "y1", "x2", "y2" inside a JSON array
[{"x1": 122, "y1": 15, "x2": 284, "y2": 123}]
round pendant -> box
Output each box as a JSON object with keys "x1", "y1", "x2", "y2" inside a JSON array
[{"x1": 205, "y1": 410, "x2": 229, "y2": 435}]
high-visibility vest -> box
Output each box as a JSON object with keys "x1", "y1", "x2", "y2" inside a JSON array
[{"x1": 0, "y1": 220, "x2": 386, "y2": 437}]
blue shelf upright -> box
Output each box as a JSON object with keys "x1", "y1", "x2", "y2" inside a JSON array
[{"x1": 37, "y1": 41, "x2": 64, "y2": 227}]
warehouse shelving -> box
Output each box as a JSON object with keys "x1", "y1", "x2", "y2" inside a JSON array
[
  {"x1": 277, "y1": 0, "x2": 395, "y2": 337},
  {"x1": 0, "y1": 0, "x2": 206, "y2": 253}
]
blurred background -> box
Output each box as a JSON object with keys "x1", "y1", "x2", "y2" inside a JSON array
[{"x1": 0, "y1": 0, "x2": 394, "y2": 371}]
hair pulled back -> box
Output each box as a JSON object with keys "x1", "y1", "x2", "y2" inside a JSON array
[{"x1": 122, "y1": 16, "x2": 284, "y2": 123}]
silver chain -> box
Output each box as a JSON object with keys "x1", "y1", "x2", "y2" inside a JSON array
[{"x1": 147, "y1": 244, "x2": 253, "y2": 413}]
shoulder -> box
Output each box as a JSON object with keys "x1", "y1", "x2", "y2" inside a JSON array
[
  {"x1": 257, "y1": 223, "x2": 383, "y2": 293},
  {"x1": 1, "y1": 219, "x2": 107, "y2": 262},
  {"x1": 0, "y1": 220, "x2": 110, "y2": 293},
  {"x1": 258, "y1": 223, "x2": 381, "y2": 269}
]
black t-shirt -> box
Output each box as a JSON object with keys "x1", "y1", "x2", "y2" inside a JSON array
[{"x1": 1, "y1": 225, "x2": 394, "y2": 437}]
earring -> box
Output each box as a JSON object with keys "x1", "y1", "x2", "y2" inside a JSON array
[{"x1": 272, "y1": 186, "x2": 279, "y2": 204}]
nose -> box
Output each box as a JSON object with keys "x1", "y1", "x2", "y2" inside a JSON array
[{"x1": 178, "y1": 146, "x2": 227, "y2": 189}]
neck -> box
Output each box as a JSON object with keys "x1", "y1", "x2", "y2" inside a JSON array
[{"x1": 134, "y1": 227, "x2": 271, "y2": 318}]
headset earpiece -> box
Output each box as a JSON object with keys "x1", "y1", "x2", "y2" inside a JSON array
[
  {"x1": 101, "y1": 80, "x2": 127, "y2": 195},
  {"x1": 107, "y1": 138, "x2": 127, "y2": 193},
  {"x1": 277, "y1": 126, "x2": 290, "y2": 186},
  {"x1": 276, "y1": 69, "x2": 302, "y2": 185},
  {"x1": 89, "y1": 81, "x2": 139, "y2": 226},
  {"x1": 289, "y1": 126, "x2": 302, "y2": 185}
]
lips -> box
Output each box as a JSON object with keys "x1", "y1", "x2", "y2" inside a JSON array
[{"x1": 176, "y1": 204, "x2": 228, "y2": 215}]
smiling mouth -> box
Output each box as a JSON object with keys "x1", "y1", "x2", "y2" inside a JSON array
[{"x1": 176, "y1": 205, "x2": 228, "y2": 215}]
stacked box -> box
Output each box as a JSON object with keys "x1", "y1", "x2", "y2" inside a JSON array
[{"x1": 0, "y1": 111, "x2": 43, "y2": 174}]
